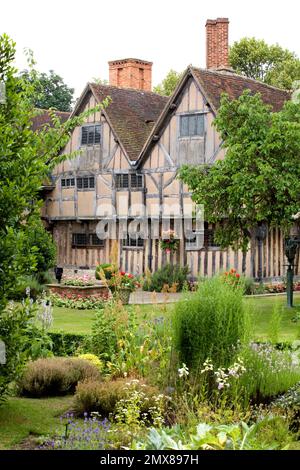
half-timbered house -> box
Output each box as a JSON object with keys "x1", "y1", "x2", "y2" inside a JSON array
[{"x1": 43, "y1": 18, "x2": 295, "y2": 280}]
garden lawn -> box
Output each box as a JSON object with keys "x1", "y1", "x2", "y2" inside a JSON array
[
  {"x1": 247, "y1": 293, "x2": 300, "y2": 341},
  {"x1": 51, "y1": 293, "x2": 300, "y2": 341},
  {"x1": 51, "y1": 303, "x2": 171, "y2": 334},
  {"x1": 0, "y1": 396, "x2": 73, "y2": 449}
]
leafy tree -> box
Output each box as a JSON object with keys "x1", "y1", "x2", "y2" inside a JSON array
[
  {"x1": 21, "y1": 69, "x2": 74, "y2": 111},
  {"x1": 229, "y1": 38, "x2": 300, "y2": 90},
  {"x1": 179, "y1": 91, "x2": 300, "y2": 255},
  {"x1": 153, "y1": 69, "x2": 183, "y2": 96},
  {"x1": 19, "y1": 213, "x2": 56, "y2": 280},
  {"x1": 0, "y1": 34, "x2": 110, "y2": 400}
]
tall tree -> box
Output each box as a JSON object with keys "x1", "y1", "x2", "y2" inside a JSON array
[
  {"x1": 153, "y1": 69, "x2": 183, "y2": 96},
  {"x1": 229, "y1": 38, "x2": 300, "y2": 90},
  {"x1": 21, "y1": 69, "x2": 74, "y2": 111},
  {"x1": 179, "y1": 91, "x2": 300, "y2": 253},
  {"x1": 0, "y1": 34, "x2": 110, "y2": 400}
]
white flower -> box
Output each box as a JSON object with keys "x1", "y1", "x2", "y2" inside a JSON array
[
  {"x1": 178, "y1": 363, "x2": 189, "y2": 378},
  {"x1": 201, "y1": 358, "x2": 214, "y2": 374}
]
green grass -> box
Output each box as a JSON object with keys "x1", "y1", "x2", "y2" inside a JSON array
[
  {"x1": 247, "y1": 293, "x2": 300, "y2": 341},
  {"x1": 0, "y1": 396, "x2": 73, "y2": 449},
  {"x1": 51, "y1": 303, "x2": 172, "y2": 334},
  {"x1": 51, "y1": 293, "x2": 300, "y2": 341}
]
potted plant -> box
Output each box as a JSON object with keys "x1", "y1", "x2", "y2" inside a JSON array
[
  {"x1": 160, "y1": 230, "x2": 180, "y2": 253},
  {"x1": 108, "y1": 271, "x2": 140, "y2": 304}
]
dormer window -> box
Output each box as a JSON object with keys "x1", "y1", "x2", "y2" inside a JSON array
[
  {"x1": 81, "y1": 125, "x2": 101, "y2": 146},
  {"x1": 180, "y1": 113, "x2": 205, "y2": 137}
]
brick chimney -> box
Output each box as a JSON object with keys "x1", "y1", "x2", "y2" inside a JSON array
[
  {"x1": 108, "y1": 58, "x2": 152, "y2": 91},
  {"x1": 206, "y1": 18, "x2": 229, "y2": 69}
]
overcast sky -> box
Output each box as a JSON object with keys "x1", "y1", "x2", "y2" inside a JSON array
[{"x1": 1, "y1": 0, "x2": 299, "y2": 98}]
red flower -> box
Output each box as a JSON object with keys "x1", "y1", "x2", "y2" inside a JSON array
[
  {"x1": 120, "y1": 271, "x2": 126, "y2": 276},
  {"x1": 236, "y1": 274, "x2": 240, "y2": 279}
]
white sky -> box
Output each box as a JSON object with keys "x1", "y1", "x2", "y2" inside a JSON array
[{"x1": 1, "y1": 0, "x2": 300, "y2": 99}]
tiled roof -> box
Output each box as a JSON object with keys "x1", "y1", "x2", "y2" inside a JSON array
[
  {"x1": 191, "y1": 67, "x2": 290, "y2": 112},
  {"x1": 31, "y1": 109, "x2": 70, "y2": 132},
  {"x1": 90, "y1": 84, "x2": 168, "y2": 161}
]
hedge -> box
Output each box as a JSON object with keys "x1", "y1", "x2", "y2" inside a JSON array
[{"x1": 49, "y1": 332, "x2": 88, "y2": 356}]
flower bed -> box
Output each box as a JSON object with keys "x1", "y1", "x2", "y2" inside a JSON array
[{"x1": 47, "y1": 283, "x2": 111, "y2": 304}]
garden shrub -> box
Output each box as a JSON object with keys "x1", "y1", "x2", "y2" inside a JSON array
[
  {"x1": 88, "y1": 303, "x2": 118, "y2": 359},
  {"x1": 74, "y1": 377, "x2": 163, "y2": 418},
  {"x1": 238, "y1": 344, "x2": 300, "y2": 405},
  {"x1": 243, "y1": 277, "x2": 257, "y2": 295},
  {"x1": 173, "y1": 275, "x2": 248, "y2": 371},
  {"x1": 0, "y1": 300, "x2": 36, "y2": 402},
  {"x1": 270, "y1": 381, "x2": 300, "y2": 432},
  {"x1": 143, "y1": 264, "x2": 189, "y2": 293},
  {"x1": 18, "y1": 357, "x2": 101, "y2": 397},
  {"x1": 10, "y1": 275, "x2": 46, "y2": 301},
  {"x1": 49, "y1": 332, "x2": 88, "y2": 356},
  {"x1": 131, "y1": 416, "x2": 293, "y2": 450},
  {"x1": 77, "y1": 353, "x2": 103, "y2": 371}
]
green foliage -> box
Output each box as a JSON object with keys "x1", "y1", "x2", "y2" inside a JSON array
[
  {"x1": 77, "y1": 353, "x2": 103, "y2": 371},
  {"x1": 88, "y1": 304, "x2": 118, "y2": 360},
  {"x1": 173, "y1": 276, "x2": 248, "y2": 371},
  {"x1": 20, "y1": 214, "x2": 56, "y2": 275},
  {"x1": 0, "y1": 34, "x2": 110, "y2": 400},
  {"x1": 143, "y1": 264, "x2": 189, "y2": 292},
  {"x1": 20, "y1": 69, "x2": 74, "y2": 112},
  {"x1": 229, "y1": 37, "x2": 300, "y2": 90},
  {"x1": 132, "y1": 416, "x2": 292, "y2": 450},
  {"x1": 179, "y1": 91, "x2": 300, "y2": 251},
  {"x1": 18, "y1": 357, "x2": 101, "y2": 398},
  {"x1": 0, "y1": 299, "x2": 36, "y2": 402},
  {"x1": 48, "y1": 332, "x2": 87, "y2": 356},
  {"x1": 74, "y1": 378, "x2": 162, "y2": 419},
  {"x1": 10, "y1": 275, "x2": 46, "y2": 301},
  {"x1": 238, "y1": 344, "x2": 300, "y2": 404},
  {"x1": 153, "y1": 70, "x2": 183, "y2": 96},
  {"x1": 271, "y1": 381, "x2": 300, "y2": 432},
  {"x1": 95, "y1": 263, "x2": 116, "y2": 280},
  {"x1": 243, "y1": 277, "x2": 257, "y2": 295},
  {"x1": 86, "y1": 301, "x2": 171, "y2": 382}
]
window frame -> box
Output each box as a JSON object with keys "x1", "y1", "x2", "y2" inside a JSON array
[
  {"x1": 80, "y1": 124, "x2": 101, "y2": 147},
  {"x1": 179, "y1": 112, "x2": 206, "y2": 139},
  {"x1": 72, "y1": 232, "x2": 105, "y2": 248},
  {"x1": 61, "y1": 177, "x2": 75, "y2": 189},
  {"x1": 76, "y1": 176, "x2": 95, "y2": 191},
  {"x1": 115, "y1": 173, "x2": 144, "y2": 191}
]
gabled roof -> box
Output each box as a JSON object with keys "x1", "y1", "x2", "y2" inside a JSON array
[
  {"x1": 31, "y1": 109, "x2": 70, "y2": 131},
  {"x1": 89, "y1": 84, "x2": 168, "y2": 162},
  {"x1": 136, "y1": 66, "x2": 291, "y2": 167},
  {"x1": 191, "y1": 67, "x2": 290, "y2": 113}
]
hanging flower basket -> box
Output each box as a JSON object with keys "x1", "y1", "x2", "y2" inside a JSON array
[{"x1": 160, "y1": 230, "x2": 180, "y2": 253}]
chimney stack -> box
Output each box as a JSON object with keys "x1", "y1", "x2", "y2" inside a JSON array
[
  {"x1": 206, "y1": 18, "x2": 229, "y2": 69},
  {"x1": 108, "y1": 58, "x2": 152, "y2": 91}
]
